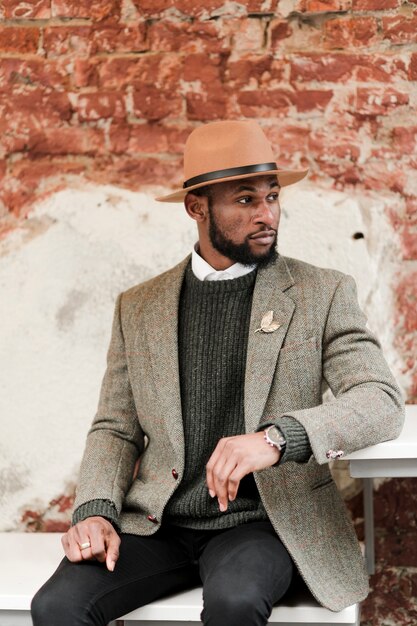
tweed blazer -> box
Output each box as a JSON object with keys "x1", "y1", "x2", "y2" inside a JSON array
[{"x1": 74, "y1": 253, "x2": 405, "y2": 612}]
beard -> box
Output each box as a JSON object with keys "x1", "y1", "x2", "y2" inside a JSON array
[{"x1": 208, "y1": 206, "x2": 278, "y2": 268}]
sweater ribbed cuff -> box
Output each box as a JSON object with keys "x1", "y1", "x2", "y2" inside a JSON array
[
  {"x1": 257, "y1": 416, "x2": 312, "y2": 464},
  {"x1": 72, "y1": 499, "x2": 120, "y2": 531}
]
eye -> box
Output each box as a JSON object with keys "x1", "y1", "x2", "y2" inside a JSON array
[
  {"x1": 237, "y1": 196, "x2": 252, "y2": 205},
  {"x1": 267, "y1": 192, "x2": 280, "y2": 202}
]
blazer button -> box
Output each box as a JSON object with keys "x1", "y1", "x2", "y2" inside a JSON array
[
  {"x1": 147, "y1": 515, "x2": 158, "y2": 524},
  {"x1": 172, "y1": 469, "x2": 179, "y2": 480}
]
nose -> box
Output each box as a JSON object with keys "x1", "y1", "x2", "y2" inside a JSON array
[{"x1": 253, "y1": 200, "x2": 278, "y2": 227}]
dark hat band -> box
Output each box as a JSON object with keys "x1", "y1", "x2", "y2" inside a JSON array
[{"x1": 183, "y1": 162, "x2": 278, "y2": 189}]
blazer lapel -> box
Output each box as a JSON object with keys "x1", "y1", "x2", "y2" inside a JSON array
[
  {"x1": 141, "y1": 255, "x2": 190, "y2": 464},
  {"x1": 245, "y1": 255, "x2": 296, "y2": 431}
]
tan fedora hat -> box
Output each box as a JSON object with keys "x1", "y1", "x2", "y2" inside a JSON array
[{"x1": 155, "y1": 120, "x2": 308, "y2": 203}]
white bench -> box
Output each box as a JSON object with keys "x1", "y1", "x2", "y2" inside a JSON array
[
  {"x1": 0, "y1": 532, "x2": 358, "y2": 626},
  {"x1": 118, "y1": 585, "x2": 359, "y2": 625}
]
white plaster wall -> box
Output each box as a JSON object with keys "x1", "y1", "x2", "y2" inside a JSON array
[{"x1": 0, "y1": 182, "x2": 401, "y2": 529}]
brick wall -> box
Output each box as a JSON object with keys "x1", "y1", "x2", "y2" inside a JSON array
[
  {"x1": 1, "y1": 1, "x2": 416, "y2": 623},
  {"x1": 1, "y1": 2, "x2": 416, "y2": 398}
]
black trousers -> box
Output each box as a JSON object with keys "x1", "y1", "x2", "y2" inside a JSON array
[{"x1": 31, "y1": 521, "x2": 295, "y2": 626}]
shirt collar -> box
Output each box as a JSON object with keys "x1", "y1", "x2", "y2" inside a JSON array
[{"x1": 191, "y1": 245, "x2": 256, "y2": 282}]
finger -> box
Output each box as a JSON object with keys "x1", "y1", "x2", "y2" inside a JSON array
[
  {"x1": 206, "y1": 438, "x2": 228, "y2": 498},
  {"x1": 105, "y1": 530, "x2": 121, "y2": 572},
  {"x1": 227, "y1": 464, "x2": 249, "y2": 502},
  {"x1": 88, "y1": 523, "x2": 107, "y2": 563},
  {"x1": 65, "y1": 528, "x2": 85, "y2": 562},
  {"x1": 212, "y1": 454, "x2": 239, "y2": 512},
  {"x1": 74, "y1": 528, "x2": 94, "y2": 562}
]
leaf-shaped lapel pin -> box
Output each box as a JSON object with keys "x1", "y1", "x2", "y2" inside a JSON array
[{"x1": 255, "y1": 310, "x2": 281, "y2": 334}]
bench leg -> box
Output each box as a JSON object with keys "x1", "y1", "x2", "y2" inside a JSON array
[{"x1": 363, "y1": 477, "x2": 375, "y2": 575}]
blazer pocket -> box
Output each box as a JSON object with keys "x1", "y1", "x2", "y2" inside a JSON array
[{"x1": 278, "y1": 336, "x2": 319, "y2": 363}]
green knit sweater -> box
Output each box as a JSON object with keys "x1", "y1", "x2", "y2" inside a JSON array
[{"x1": 164, "y1": 265, "x2": 268, "y2": 529}]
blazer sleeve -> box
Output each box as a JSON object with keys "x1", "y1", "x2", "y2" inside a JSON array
[
  {"x1": 72, "y1": 293, "x2": 145, "y2": 522},
  {"x1": 278, "y1": 274, "x2": 405, "y2": 465}
]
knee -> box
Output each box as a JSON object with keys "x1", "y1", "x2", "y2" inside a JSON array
[
  {"x1": 202, "y1": 587, "x2": 268, "y2": 626},
  {"x1": 31, "y1": 585, "x2": 62, "y2": 625}
]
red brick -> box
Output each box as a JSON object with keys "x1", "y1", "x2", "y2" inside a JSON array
[
  {"x1": 46, "y1": 21, "x2": 148, "y2": 57},
  {"x1": 124, "y1": 124, "x2": 191, "y2": 155},
  {"x1": 237, "y1": 89, "x2": 294, "y2": 117},
  {"x1": 317, "y1": 160, "x2": 407, "y2": 191},
  {"x1": 3, "y1": 0, "x2": 51, "y2": 18},
  {"x1": 0, "y1": 26, "x2": 39, "y2": 53},
  {"x1": 353, "y1": 0, "x2": 399, "y2": 8},
  {"x1": 92, "y1": 22, "x2": 147, "y2": 53},
  {"x1": 375, "y1": 526, "x2": 417, "y2": 567},
  {"x1": 97, "y1": 54, "x2": 181, "y2": 91},
  {"x1": 132, "y1": 86, "x2": 183, "y2": 121},
  {"x1": 361, "y1": 566, "x2": 417, "y2": 623},
  {"x1": 355, "y1": 54, "x2": 408, "y2": 82},
  {"x1": 323, "y1": 17, "x2": 378, "y2": 49},
  {"x1": 295, "y1": 0, "x2": 352, "y2": 13},
  {"x1": 92, "y1": 154, "x2": 182, "y2": 189},
  {"x1": 131, "y1": 0, "x2": 224, "y2": 18},
  {"x1": 293, "y1": 89, "x2": 333, "y2": 112},
  {"x1": 362, "y1": 161, "x2": 406, "y2": 193},
  {"x1": 270, "y1": 19, "x2": 292, "y2": 46},
  {"x1": 387, "y1": 205, "x2": 417, "y2": 266},
  {"x1": 186, "y1": 88, "x2": 228, "y2": 121},
  {"x1": 43, "y1": 520, "x2": 71, "y2": 532},
  {"x1": 182, "y1": 53, "x2": 225, "y2": 85},
  {"x1": 227, "y1": 55, "x2": 281, "y2": 87},
  {"x1": 0, "y1": 58, "x2": 70, "y2": 91},
  {"x1": 400, "y1": 225, "x2": 417, "y2": 260},
  {"x1": 108, "y1": 122, "x2": 130, "y2": 154},
  {"x1": 406, "y1": 197, "x2": 417, "y2": 217},
  {"x1": 392, "y1": 126, "x2": 417, "y2": 155},
  {"x1": 149, "y1": 20, "x2": 228, "y2": 54},
  {"x1": 1, "y1": 158, "x2": 87, "y2": 214},
  {"x1": 27, "y1": 127, "x2": 105, "y2": 156},
  {"x1": 75, "y1": 92, "x2": 126, "y2": 121},
  {"x1": 410, "y1": 53, "x2": 417, "y2": 80},
  {"x1": 290, "y1": 53, "x2": 409, "y2": 83},
  {"x1": 72, "y1": 59, "x2": 99, "y2": 89},
  {"x1": 222, "y1": 18, "x2": 265, "y2": 52},
  {"x1": 43, "y1": 26, "x2": 93, "y2": 57},
  {"x1": 350, "y1": 88, "x2": 409, "y2": 117},
  {"x1": 246, "y1": 0, "x2": 278, "y2": 12},
  {"x1": 308, "y1": 131, "x2": 361, "y2": 162},
  {"x1": 382, "y1": 12, "x2": 417, "y2": 44},
  {"x1": 51, "y1": 0, "x2": 119, "y2": 20},
  {"x1": 264, "y1": 124, "x2": 310, "y2": 162},
  {"x1": 290, "y1": 53, "x2": 356, "y2": 82},
  {"x1": 1, "y1": 90, "x2": 72, "y2": 128},
  {"x1": 50, "y1": 493, "x2": 75, "y2": 513}
]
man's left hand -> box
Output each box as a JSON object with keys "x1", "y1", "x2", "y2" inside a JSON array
[{"x1": 206, "y1": 432, "x2": 280, "y2": 513}]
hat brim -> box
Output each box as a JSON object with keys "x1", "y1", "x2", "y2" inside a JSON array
[{"x1": 155, "y1": 168, "x2": 309, "y2": 203}]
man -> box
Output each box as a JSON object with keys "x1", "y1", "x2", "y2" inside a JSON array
[{"x1": 32, "y1": 120, "x2": 404, "y2": 626}]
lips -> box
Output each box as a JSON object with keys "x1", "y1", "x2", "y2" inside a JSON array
[{"x1": 250, "y1": 230, "x2": 276, "y2": 245}]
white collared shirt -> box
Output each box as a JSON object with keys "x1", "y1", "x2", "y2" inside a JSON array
[{"x1": 191, "y1": 245, "x2": 256, "y2": 282}]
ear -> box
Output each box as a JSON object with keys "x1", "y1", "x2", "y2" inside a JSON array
[{"x1": 184, "y1": 192, "x2": 209, "y2": 223}]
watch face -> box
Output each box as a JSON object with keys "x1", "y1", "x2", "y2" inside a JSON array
[{"x1": 269, "y1": 426, "x2": 286, "y2": 447}]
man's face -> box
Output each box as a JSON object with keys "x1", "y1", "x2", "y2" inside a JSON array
[{"x1": 206, "y1": 175, "x2": 280, "y2": 267}]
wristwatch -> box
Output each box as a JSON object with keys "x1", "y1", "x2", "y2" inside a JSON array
[{"x1": 263, "y1": 425, "x2": 287, "y2": 454}]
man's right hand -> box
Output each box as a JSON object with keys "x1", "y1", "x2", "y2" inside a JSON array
[{"x1": 61, "y1": 516, "x2": 120, "y2": 572}]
